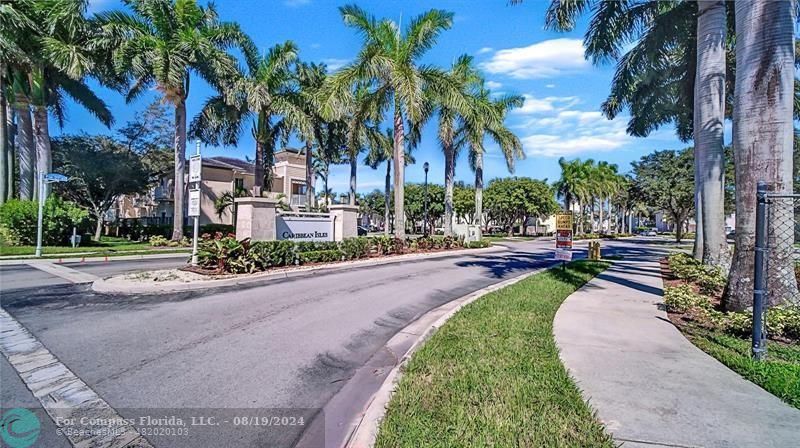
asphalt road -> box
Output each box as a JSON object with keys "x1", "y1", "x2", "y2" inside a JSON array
[
  {"x1": 0, "y1": 257, "x2": 188, "y2": 291},
  {"x1": 0, "y1": 238, "x2": 663, "y2": 447}
]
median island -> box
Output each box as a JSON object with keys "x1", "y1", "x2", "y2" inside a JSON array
[{"x1": 375, "y1": 260, "x2": 613, "y2": 447}]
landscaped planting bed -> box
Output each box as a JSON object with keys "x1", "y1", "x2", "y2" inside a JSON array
[
  {"x1": 661, "y1": 253, "x2": 800, "y2": 408},
  {"x1": 189, "y1": 232, "x2": 491, "y2": 275}
]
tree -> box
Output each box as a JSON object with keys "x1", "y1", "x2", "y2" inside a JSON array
[
  {"x1": 404, "y1": 183, "x2": 444, "y2": 234},
  {"x1": 458, "y1": 82, "x2": 524, "y2": 230},
  {"x1": 322, "y1": 5, "x2": 454, "y2": 238},
  {"x1": 543, "y1": 0, "x2": 733, "y2": 265},
  {"x1": 726, "y1": 0, "x2": 797, "y2": 311},
  {"x1": 453, "y1": 182, "x2": 475, "y2": 224},
  {"x1": 118, "y1": 99, "x2": 174, "y2": 176},
  {"x1": 53, "y1": 135, "x2": 150, "y2": 240},
  {"x1": 432, "y1": 55, "x2": 481, "y2": 236},
  {"x1": 3, "y1": 0, "x2": 115, "y2": 200},
  {"x1": 364, "y1": 128, "x2": 414, "y2": 235},
  {"x1": 484, "y1": 177, "x2": 558, "y2": 237},
  {"x1": 98, "y1": 0, "x2": 254, "y2": 240},
  {"x1": 631, "y1": 149, "x2": 695, "y2": 243},
  {"x1": 294, "y1": 61, "x2": 329, "y2": 209}
]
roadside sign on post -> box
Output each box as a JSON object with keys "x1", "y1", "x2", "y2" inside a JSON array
[
  {"x1": 188, "y1": 189, "x2": 201, "y2": 217},
  {"x1": 189, "y1": 154, "x2": 202, "y2": 183},
  {"x1": 555, "y1": 212, "x2": 574, "y2": 262},
  {"x1": 556, "y1": 212, "x2": 573, "y2": 231}
]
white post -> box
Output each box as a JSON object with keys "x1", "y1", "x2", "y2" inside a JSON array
[
  {"x1": 191, "y1": 140, "x2": 200, "y2": 266},
  {"x1": 35, "y1": 173, "x2": 45, "y2": 257}
]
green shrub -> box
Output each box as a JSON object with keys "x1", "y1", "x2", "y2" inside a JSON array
[
  {"x1": 340, "y1": 237, "x2": 370, "y2": 260},
  {"x1": 295, "y1": 240, "x2": 339, "y2": 253},
  {"x1": 667, "y1": 253, "x2": 726, "y2": 295},
  {"x1": 149, "y1": 235, "x2": 169, "y2": 247},
  {"x1": 767, "y1": 306, "x2": 800, "y2": 340},
  {"x1": 197, "y1": 223, "x2": 234, "y2": 235},
  {"x1": 249, "y1": 240, "x2": 297, "y2": 268},
  {"x1": 370, "y1": 235, "x2": 394, "y2": 255},
  {"x1": 196, "y1": 236, "x2": 251, "y2": 273},
  {"x1": 0, "y1": 198, "x2": 88, "y2": 245},
  {"x1": 299, "y1": 250, "x2": 342, "y2": 264},
  {"x1": 663, "y1": 285, "x2": 711, "y2": 313},
  {"x1": 466, "y1": 239, "x2": 490, "y2": 249}
]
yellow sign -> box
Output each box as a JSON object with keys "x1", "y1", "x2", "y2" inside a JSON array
[{"x1": 555, "y1": 213, "x2": 573, "y2": 231}]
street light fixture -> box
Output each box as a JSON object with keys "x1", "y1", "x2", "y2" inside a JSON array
[
  {"x1": 35, "y1": 172, "x2": 69, "y2": 257},
  {"x1": 423, "y1": 162, "x2": 429, "y2": 236}
]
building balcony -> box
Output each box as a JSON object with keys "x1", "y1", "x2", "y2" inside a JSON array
[{"x1": 290, "y1": 194, "x2": 305, "y2": 206}]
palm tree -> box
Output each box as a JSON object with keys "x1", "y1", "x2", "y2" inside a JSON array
[
  {"x1": 3, "y1": 0, "x2": 114, "y2": 200},
  {"x1": 431, "y1": 55, "x2": 481, "y2": 236},
  {"x1": 191, "y1": 42, "x2": 309, "y2": 198},
  {"x1": 544, "y1": 0, "x2": 731, "y2": 264},
  {"x1": 365, "y1": 127, "x2": 415, "y2": 235},
  {"x1": 458, "y1": 82, "x2": 524, "y2": 230},
  {"x1": 726, "y1": 0, "x2": 797, "y2": 310},
  {"x1": 294, "y1": 61, "x2": 329, "y2": 210},
  {"x1": 321, "y1": 5, "x2": 455, "y2": 238},
  {"x1": 98, "y1": 0, "x2": 254, "y2": 240}
]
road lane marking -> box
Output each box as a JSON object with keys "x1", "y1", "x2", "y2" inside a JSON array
[
  {"x1": 0, "y1": 307, "x2": 153, "y2": 448},
  {"x1": 25, "y1": 262, "x2": 100, "y2": 284}
]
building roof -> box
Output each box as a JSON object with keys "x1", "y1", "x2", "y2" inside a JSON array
[{"x1": 202, "y1": 156, "x2": 255, "y2": 173}]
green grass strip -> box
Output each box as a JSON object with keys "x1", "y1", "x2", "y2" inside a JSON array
[
  {"x1": 681, "y1": 325, "x2": 800, "y2": 409},
  {"x1": 376, "y1": 260, "x2": 613, "y2": 448}
]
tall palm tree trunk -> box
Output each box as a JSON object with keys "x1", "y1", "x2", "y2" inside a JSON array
[
  {"x1": 0, "y1": 69, "x2": 7, "y2": 205},
  {"x1": 393, "y1": 103, "x2": 406, "y2": 238},
  {"x1": 696, "y1": 0, "x2": 730, "y2": 268},
  {"x1": 305, "y1": 140, "x2": 315, "y2": 209},
  {"x1": 726, "y1": 0, "x2": 797, "y2": 310},
  {"x1": 443, "y1": 141, "x2": 455, "y2": 236},
  {"x1": 31, "y1": 105, "x2": 51, "y2": 195},
  {"x1": 349, "y1": 151, "x2": 357, "y2": 206},
  {"x1": 693, "y1": 161, "x2": 705, "y2": 260},
  {"x1": 384, "y1": 160, "x2": 391, "y2": 235},
  {"x1": 599, "y1": 197, "x2": 605, "y2": 233},
  {"x1": 7, "y1": 104, "x2": 15, "y2": 200},
  {"x1": 254, "y1": 140, "x2": 265, "y2": 192},
  {"x1": 473, "y1": 150, "x2": 484, "y2": 229},
  {"x1": 14, "y1": 97, "x2": 33, "y2": 200},
  {"x1": 172, "y1": 100, "x2": 187, "y2": 241}
]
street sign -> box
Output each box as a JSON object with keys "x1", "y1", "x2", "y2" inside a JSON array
[
  {"x1": 556, "y1": 229, "x2": 573, "y2": 249},
  {"x1": 556, "y1": 212, "x2": 573, "y2": 231},
  {"x1": 188, "y1": 189, "x2": 201, "y2": 217},
  {"x1": 555, "y1": 228, "x2": 573, "y2": 262},
  {"x1": 189, "y1": 154, "x2": 202, "y2": 183},
  {"x1": 555, "y1": 248, "x2": 573, "y2": 261}
]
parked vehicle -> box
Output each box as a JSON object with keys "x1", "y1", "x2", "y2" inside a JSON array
[{"x1": 357, "y1": 226, "x2": 368, "y2": 236}]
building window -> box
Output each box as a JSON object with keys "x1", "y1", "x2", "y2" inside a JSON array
[{"x1": 234, "y1": 178, "x2": 245, "y2": 192}]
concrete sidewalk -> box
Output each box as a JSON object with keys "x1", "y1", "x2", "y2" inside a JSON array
[{"x1": 554, "y1": 259, "x2": 800, "y2": 448}]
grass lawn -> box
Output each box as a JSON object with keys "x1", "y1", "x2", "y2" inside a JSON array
[
  {"x1": 0, "y1": 237, "x2": 189, "y2": 257},
  {"x1": 483, "y1": 235, "x2": 540, "y2": 243},
  {"x1": 680, "y1": 324, "x2": 800, "y2": 409},
  {"x1": 375, "y1": 260, "x2": 613, "y2": 447}
]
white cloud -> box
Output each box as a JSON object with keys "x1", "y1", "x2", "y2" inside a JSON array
[
  {"x1": 477, "y1": 47, "x2": 494, "y2": 54},
  {"x1": 545, "y1": 84, "x2": 556, "y2": 89},
  {"x1": 322, "y1": 58, "x2": 350, "y2": 72},
  {"x1": 485, "y1": 80, "x2": 503, "y2": 90},
  {"x1": 509, "y1": 97, "x2": 636, "y2": 157},
  {"x1": 481, "y1": 38, "x2": 588, "y2": 79},
  {"x1": 512, "y1": 95, "x2": 579, "y2": 115},
  {"x1": 284, "y1": 0, "x2": 311, "y2": 6}
]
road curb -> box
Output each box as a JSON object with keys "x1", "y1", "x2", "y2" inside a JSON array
[
  {"x1": 91, "y1": 245, "x2": 507, "y2": 295},
  {"x1": 337, "y1": 264, "x2": 549, "y2": 448},
  {"x1": 0, "y1": 251, "x2": 190, "y2": 266}
]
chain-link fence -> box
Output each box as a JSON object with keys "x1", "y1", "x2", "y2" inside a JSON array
[
  {"x1": 763, "y1": 190, "x2": 800, "y2": 304},
  {"x1": 752, "y1": 182, "x2": 800, "y2": 358}
]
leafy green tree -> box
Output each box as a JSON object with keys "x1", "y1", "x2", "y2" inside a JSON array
[
  {"x1": 364, "y1": 127, "x2": 414, "y2": 235},
  {"x1": 453, "y1": 182, "x2": 475, "y2": 224},
  {"x1": 631, "y1": 148, "x2": 695, "y2": 243},
  {"x1": 53, "y1": 135, "x2": 150, "y2": 240},
  {"x1": 404, "y1": 183, "x2": 444, "y2": 234},
  {"x1": 322, "y1": 5, "x2": 454, "y2": 238},
  {"x1": 98, "y1": 0, "x2": 254, "y2": 240},
  {"x1": 118, "y1": 99, "x2": 174, "y2": 176},
  {"x1": 484, "y1": 177, "x2": 559, "y2": 236}
]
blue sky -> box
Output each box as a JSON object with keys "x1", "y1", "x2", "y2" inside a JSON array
[{"x1": 68, "y1": 0, "x2": 690, "y2": 194}]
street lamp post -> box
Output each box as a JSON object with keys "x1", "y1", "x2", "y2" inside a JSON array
[
  {"x1": 423, "y1": 162, "x2": 429, "y2": 236},
  {"x1": 35, "y1": 172, "x2": 69, "y2": 257}
]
